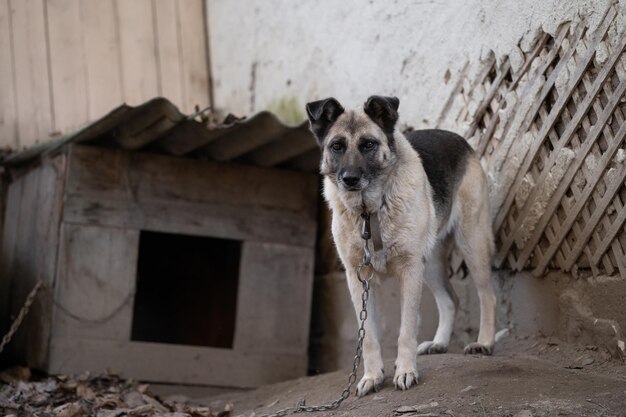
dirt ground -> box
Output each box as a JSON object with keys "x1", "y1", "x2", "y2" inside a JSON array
[{"x1": 194, "y1": 336, "x2": 626, "y2": 417}]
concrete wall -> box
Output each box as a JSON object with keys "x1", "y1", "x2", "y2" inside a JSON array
[{"x1": 207, "y1": 0, "x2": 610, "y2": 125}]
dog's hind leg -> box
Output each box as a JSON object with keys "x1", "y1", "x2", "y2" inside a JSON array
[
  {"x1": 418, "y1": 237, "x2": 458, "y2": 355},
  {"x1": 345, "y1": 269, "x2": 384, "y2": 397},
  {"x1": 456, "y1": 160, "x2": 496, "y2": 355},
  {"x1": 458, "y1": 228, "x2": 496, "y2": 355}
]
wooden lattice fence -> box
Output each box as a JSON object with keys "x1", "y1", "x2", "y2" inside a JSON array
[{"x1": 440, "y1": 7, "x2": 626, "y2": 279}]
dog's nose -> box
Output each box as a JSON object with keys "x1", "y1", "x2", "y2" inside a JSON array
[{"x1": 341, "y1": 172, "x2": 361, "y2": 187}]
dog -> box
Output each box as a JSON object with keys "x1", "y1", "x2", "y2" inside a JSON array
[{"x1": 306, "y1": 95, "x2": 496, "y2": 397}]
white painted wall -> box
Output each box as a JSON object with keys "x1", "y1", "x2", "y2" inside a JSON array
[{"x1": 207, "y1": 0, "x2": 611, "y2": 126}]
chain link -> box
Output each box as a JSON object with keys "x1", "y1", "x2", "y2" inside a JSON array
[
  {"x1": 0, "y1": 280, "x2": 43, "y2": 355},
  {"x1": 258, "y1": 244, "x2": 374, "y2": 417}
]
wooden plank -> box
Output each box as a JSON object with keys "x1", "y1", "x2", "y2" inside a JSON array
[
  {"x1": 35, "y1": 155, "x2": 66, "y2": 287},
  {"x1": 0, "y1": 177, "x2": 23, "y2": 337},
  {"x1": 48, "y1": 337, "x2": 307, "y2": 387},
  {"x1": 65, "y1": 145, "x2": 318, "y2": 218},
  {"x1": 2, "y1": 155, "x2": 67, "y2": 367},
  {"x1": 46, "y1": 0, "x2": 89, "y2": 134},
  {"x1": 235, "y1": 242, "x2": 314, "y2": 355},
  {"x1": 153, "y1": 0, "x2": 184, "y2": 107},
  {"x1": 53, "y1": 223, "x2": 138, "y2": 340},
  {"x1": 63, "y1": 196, "x2": 317, "y2": 248},
  {"x1": 82, "y1": 0, "x2": 124, "y2": 120},
  {"x1": 8, "y1": 168, "x2": 46, "y2": 366},
  {"x1": 10, "y1": 0, "x2": 53, "y2": 148},
  {"x1": 0, "y1": 0, "x2": 17, "y2": 147},
  {"x1": 176, "y1": 0, "x2": 210, "y2": 114},
  {"x1": 115, "y1": 0, "x2": 159, "y2": 105}
]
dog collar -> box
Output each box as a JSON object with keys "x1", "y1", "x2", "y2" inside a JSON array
[{"x1": 360, "y1": 210, "x2": 384, "y2": 252}]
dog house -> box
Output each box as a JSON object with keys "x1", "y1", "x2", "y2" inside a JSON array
[{"x1": 0, "y1": 98, "x2": 321, "y2": 387}]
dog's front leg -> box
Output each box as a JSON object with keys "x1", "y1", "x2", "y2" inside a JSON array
[
  {"x1": 394, "y1": 260, "x2": 424, "y2": 390},
  {"x1": 345, "y1": 268, "x2": 383, "y2": 397}
]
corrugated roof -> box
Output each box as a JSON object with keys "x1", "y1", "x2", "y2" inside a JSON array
[{"x1": 1, "y1": 97, "x2": 321, "y2": 173}]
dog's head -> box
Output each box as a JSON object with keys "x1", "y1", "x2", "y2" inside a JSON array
[{"x1": 306, "y1": 95, "x2": 400, "y2": 192}]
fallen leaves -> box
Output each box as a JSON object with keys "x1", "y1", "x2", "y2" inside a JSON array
[{"x1": 0, "y1": 367, "x2": 232, "y2": 417}]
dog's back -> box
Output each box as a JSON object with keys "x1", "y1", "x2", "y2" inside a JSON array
[{"x1": 405, "y1": 129, "x2": 474, "y2": 222}]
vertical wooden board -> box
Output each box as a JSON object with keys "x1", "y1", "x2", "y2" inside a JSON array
[
  {"x1": 54, "y1": 223, "x2": 139, "y2": 341},
  {"x1": 82, "y1": 0, "x2": 124, "y2": 120},
  {"x1": 9, "y1": 168, "x2": 48, "y2": 366},
  {"x1": 35, "y1": 155, "x2": 66, "y2": 287},
  {"x1": 0, "y1": 0, "x2": 17, "y2": 148},
  {"x1": 154, "y1": 0, "x2": 184, "y2": 107},
  {"x1": 46, "y1": 0, "x2": 89, "y2": 134},
  {"x1": 116, "y1": 0, "x2": 159, "y2": 105},
  {"x1": 0, "y1": 178, "x2": 23, "y2": 335},
  {"x1": 235, "y1": 242, "x2": 314, "y2": 355},
  {"x1": 10, "y1": 0, "x2": 53, "y2": 148},
  {"x1": 176, "y1": 0, "x2": 210, "y2": 113}
]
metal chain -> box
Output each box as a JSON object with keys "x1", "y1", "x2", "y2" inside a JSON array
[
  {"x1": 0, "y1": 280, "x2": 43, "y2": 355},
  {"x1": 258, "y1": 236, "x2": 375, "y2": 417}
]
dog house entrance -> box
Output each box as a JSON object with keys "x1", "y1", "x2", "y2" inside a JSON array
[{"x1": 131, "y1": 231, "x2": 241, "y2": 348}]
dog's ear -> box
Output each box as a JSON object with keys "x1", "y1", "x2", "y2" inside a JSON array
[
  {"x1": 364, "y1": 95, "x2": 400, "y2": 134},
  {"x1": 306, "y1": 98, "x2": 345, "y2": 145}
]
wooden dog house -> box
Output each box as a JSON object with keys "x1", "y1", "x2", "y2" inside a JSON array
[{"x1": 0, "y1": 98, "x2": 321, "y2": 387}]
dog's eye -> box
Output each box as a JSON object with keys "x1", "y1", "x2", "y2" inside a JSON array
[
  {"x1": 331, "y1": 142, "x2": 344, "y2": 152},
  {"x1": 363, "y1": 141, "x2": 376, "y2": 150}
]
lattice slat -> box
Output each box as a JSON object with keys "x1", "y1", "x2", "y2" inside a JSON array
[{"x1": 496, "y1": 12, "x2": 619, "y2": 268}]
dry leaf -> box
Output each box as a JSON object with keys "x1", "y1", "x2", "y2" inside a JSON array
[
  {"x1": 54, "y1": 402, "x2": 84, "y2": 417},
  {"x1": 77, "y1": 383, "x2": 96, "y2": 401}
]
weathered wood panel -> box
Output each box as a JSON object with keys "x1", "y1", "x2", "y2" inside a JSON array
[
  {"x1": 154, "y1": 0, "x2": 184, "y2": 107},
  {"x1": 0, "y1": 0, "x2": 210, "y2": 149},
  {"x1": 65, "y1": 145, "x2": 318, "y2": 218},
  {"x1": 62, "y1": 144, "x2": 318, "y2": 245},
  {"x1": 82, "y1": 0, "x2": 124, "y2": 120},
  {"x1": 115, "y1": 0, "x2": 159, "y2": 105},
  {"x1": 10, "y1": 0, "x2": 53, "y2": 147},
  {"x1": 0, "y1": 175, "x2": 23, "y2": 336},
  {"x1": 2, "y1": 155, "x2": 65, "y2": 368},
  {"x1": 235, "y1": 242, "x2": 314, "y2": 355},
  {"x1": 0, "y1": 0, "x2": 17, "y2": 147},
  {"x1": 63, "y1": 197, "x2": 317, "y2": 248},
  {"x1": 48, "y1": 337, "x2": 307, "y2": 387},
  {"x1": 47, "y1": 0, "x2": 89, "y2": 133},
  {"x1": 10, "y1": 167, "x2": 43, "y2": 366},
  {"x1": 53, "y1": 223, "x2": 138, "y2": 340},
  {"x1": 176, "y1": 0, "x2": 210, "y2": 114}
]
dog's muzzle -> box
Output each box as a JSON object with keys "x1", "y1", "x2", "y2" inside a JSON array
[{"x1": 339, "y1": 169, "x2": 367, "y2": 191}]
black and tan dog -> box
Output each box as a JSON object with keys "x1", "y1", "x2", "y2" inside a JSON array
[{"x1": 306, "y1": 96, "x2": 496, "y2": 396}]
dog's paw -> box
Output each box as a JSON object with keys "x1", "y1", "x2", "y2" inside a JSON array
[
  {"x1": 417, "y1": 341, "x2": 448, "y2": 355},
  {"x1": 464, "y1": 342, "x2": 493, "y2": 355},
  {"x1": 393, "y1": 368, "x2": 419, "y2": 391},
  {"x1": 356, "y1": 373, "x2": 384, "y2": 397}
]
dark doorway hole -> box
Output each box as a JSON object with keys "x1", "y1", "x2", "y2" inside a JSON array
[{"x1": 131, "y1": 231, "x2": 241, "y2": 348}]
